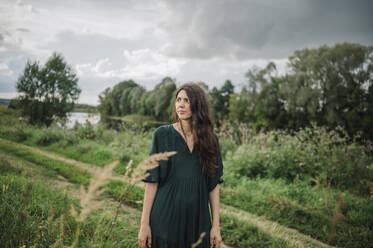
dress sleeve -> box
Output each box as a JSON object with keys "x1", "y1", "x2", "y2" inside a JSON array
[
  {"x1": 142, "y1": 129, "x2": 161, "y2": 183},
  {"x1": 208, "y1": 135, "x2": 224, "y2": 192}
]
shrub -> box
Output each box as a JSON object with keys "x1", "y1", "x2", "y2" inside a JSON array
[
  {"x1": 0, "y1": 124, "x2": 33, "y2": 142},
  {"x1": 225, "y1": 125, "x2": 373, "y2": 195},
  {"x1": 96, "y1": 126, "x2": 116, "y2": 144},
  {"x1": 34, "y1": 127, "x2": 64, "y2": 146},
  {"x1": 74, "y1": 120, "x2": 96, "y2": 140}
]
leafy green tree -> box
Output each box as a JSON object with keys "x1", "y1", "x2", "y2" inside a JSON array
[
  {"x1": 128, "y1": 86, "x2": 146, "y2": 114},
  {"x1": 228, "y1": 90, "x2": 253, "y2": 123},
  {"x1": 110, "y1": 80, "x2": 137, "y2": 116},
  {"x1": 16, "y1": 53, "x2": 81, "y2": 126},
  {"x1": 229, "y1": 62, "x2": 284, "y2": 128},
  {"x1": 98, "y1": 80, "x2": 145, "y2": 117},
  {"x1": 255, "y1": 77, "x2": 287, "y2": 130},
  {"x1": 98, "y1": 87, "x2": 113, "y2": 117},
  {"x1": 146, "y1": 77, "x2": 176, "y2": 121},
  {"x1": 210, "y1": 80, "x2": 234, "y2": 125},
  {"x1": 283, "y1": 43, "x2": 373, "y2": 138}
]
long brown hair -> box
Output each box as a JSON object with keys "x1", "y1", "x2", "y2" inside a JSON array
[{"x1": 173, "y1": 83, "x2": 218, "y2": 176}]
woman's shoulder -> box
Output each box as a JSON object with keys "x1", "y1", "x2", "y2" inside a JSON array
[{"x1": 153, "y1": 124, "x2": 173, "y2": 136}]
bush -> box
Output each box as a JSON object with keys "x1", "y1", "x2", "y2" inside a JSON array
[
  {"x1": 74, "y1": 120, "x2": 96, "y2": 140},
  {"x1": 219, "y1": 138, "x2": 237, "y2": 160},
  {"x1": 34, "y1": 127, "x2": 64, "y2": 146},
  {"x1": 96, "y1": 126, "x2": 116, "y2": 144},
  {"x1": 225, "y1": 125, "x2": 373, "y2": 195},
  {"x1": 0, "y1": 124, "x2": 33, "y2": 142}
]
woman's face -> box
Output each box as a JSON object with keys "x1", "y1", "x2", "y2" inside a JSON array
[{"x1": 175, "y1": 90, "x2": 192, "y2": 120}]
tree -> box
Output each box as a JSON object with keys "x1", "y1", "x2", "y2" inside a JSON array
[
  {"x1": 16, "y1": 53, "x2": 81, "y2": 126},
  {"x1": 146, "y1": 77, "x2": 176, "y2": 121},
  {"x1": 98, "y1": 87, "x2": 113, "y2": 117},
  {"x1": 210, "y1": 80, "x2": 234, "y2": 125},
  {"x1": 255, "y1": 77, "x2": 287, "y2": 130},
  {"x1": 283, "y1": 43, "x2": 373, "y2": 138},
  {"x1": 229, "y1": 62, "x2": 284, "y2": 128}
]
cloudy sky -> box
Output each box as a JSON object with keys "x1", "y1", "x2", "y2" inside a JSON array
[{"x1": 1, "y1": 0, "x2": 372, "y2": 105}]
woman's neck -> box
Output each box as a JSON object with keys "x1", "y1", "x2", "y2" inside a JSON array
[{"x1": 180, "y1": 119, "x2": 192, "y2": 134}]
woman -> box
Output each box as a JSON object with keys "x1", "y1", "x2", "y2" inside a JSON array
[{"x1": 138, "y1": 83, "x2": 223, "y2": 248}]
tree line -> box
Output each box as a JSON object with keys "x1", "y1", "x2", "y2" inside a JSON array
[
  {"x1": 11, "y1": 43, "x2": 373, "y2": 141},
  {"x1": 98, "y1": 43, "x2": 373, "y2": 141}
]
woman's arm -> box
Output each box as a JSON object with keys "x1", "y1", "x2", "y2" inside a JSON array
[
  {"x1": 138, "y1": 182, "x2": 158, "y2": 248},
  {"x1": 209, "y1": 184, "x2": 222, "y2": 248}
]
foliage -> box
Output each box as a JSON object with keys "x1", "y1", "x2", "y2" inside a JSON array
[
  {"x1": 15, "y1": 53, "x2": 81, "y2": 126},
  {"x1": 225, "y1": 124, "x2": 373, "y2": 195},
  {"x1": 210, "y1": 80, "x2": 234, "y2": 125},
  {"x1": 229, "y1": 62, "x2": 288, "y2": 131},
  {"x1": 1, "y1": 105, "x2": 373, "y2": 248},
  {"x1": 98, "y1": 77, "x2": 176, "y2": 122},
  {"x1": 0, "y1": 175, "x2": 75, "y2": 247},
  {"x1": 282, "y1": 43, "x2": 373, "y2": 139}
]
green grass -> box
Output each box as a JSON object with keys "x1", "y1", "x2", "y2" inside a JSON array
[
  {"x1": 0, "y1": 174, "x2": 76, "y2": 247},
  {"x1": 104, "y1": 179, "x2": 296, "y2": 247},
  {"x1": 0, "y1": 112, "x2": 151, "y2": 170},
  {"x1": 0, "y1": 173, "x2": 140, "y2": 248},
  {"x1": 220, "y1": 213, "x2": 289, "y2": 247},
  {"x1": 0, "y1": 142, "x2": 91, "y2": 185},
  {"x1": 221, "y1": 176, "x2": 373, "y2": 248},
  {"x1": 0, "y1": 144, "x2": 292, "y2": 248},
  {"x1": 45, "y1": 141, "x2": 115, "y2": 167},
  {"x1": 120, "y1": 114, "x2": 157, "y2": 122},
  {"x1": 105, "y1": 180, "x2": 145, "y2": 209},
  {"x1": 2, "y1": 107, "x2": 373, "y2": 247}
]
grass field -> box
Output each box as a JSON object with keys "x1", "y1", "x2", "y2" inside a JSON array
[{"x1": 1, "y1": 106, "x2": 372, "y2": 247}]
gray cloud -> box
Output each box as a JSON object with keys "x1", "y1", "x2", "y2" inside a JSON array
[
  {"x1": 16, "y1": 28, "x2": 29, "y2": 33},
  {"x1": 160, "y1": 0, "x2": 373, "y2": 60},
  {"x1": 41, "y1": 29, "x2": 164, "y2": 65}
]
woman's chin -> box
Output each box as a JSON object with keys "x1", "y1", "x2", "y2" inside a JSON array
[{"x1": 179, "y1": 115, "x2": 191, "y2": 121}]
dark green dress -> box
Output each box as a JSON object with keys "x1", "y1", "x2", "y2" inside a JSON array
[{"x1": 143, "y1": 125, "x2": 224, "y2": 248}]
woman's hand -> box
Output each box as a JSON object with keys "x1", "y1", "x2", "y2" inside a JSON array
[
  {"x1": 138, "y1": 224, "x2": 152, "y2": 248},
  {"x1": 210, "y1": 225, "x2": 222, "y2": 248}
]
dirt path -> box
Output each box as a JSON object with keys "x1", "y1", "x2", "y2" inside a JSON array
[
  {"x1": 0, "y1": 150, "x2": 139, "y2": 222},
  {"x1": 0, "y1": 138, "x2": 334, "y2": 248},
  {"x1": 221, "y1": 205, "x2": 335, "y2": 248},
  {"x1": 0, "y1": 138, "x2": 126, "y2": 182}
]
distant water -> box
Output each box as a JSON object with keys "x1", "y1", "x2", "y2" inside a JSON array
[{"x1": 65, "y1": 112, "x2": 100, "y2": 129}]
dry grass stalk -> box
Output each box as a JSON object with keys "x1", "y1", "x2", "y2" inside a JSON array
[
  {"x1": 102, "y1": 153, "x2": 176, "y2": 245},
  {"x1": 328, "y1": 195, "x2": 346, "y2": 244},
  {"x1": 191, "y1": 232, "x2": 206, "y2": 248},
  {"x1": 71, "y1": 160, "x2": 119, "y2": 222},
  {"x1": 132, "y1": 151, "x2": 177, "y2": 181},
  {"x1": 124, "y1": 159, "x2": 133, "y2": 177},
  {"x1": 68, "y1": 152, "x2": 175, "y2": 247}
]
